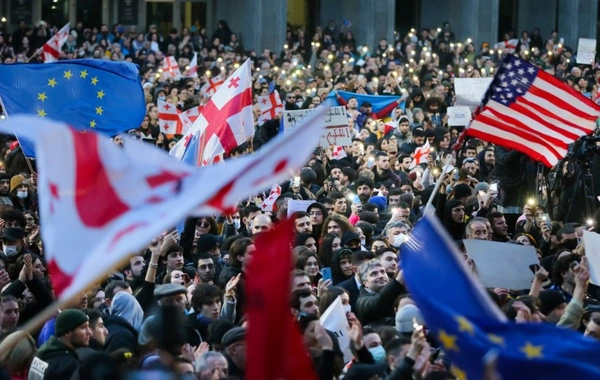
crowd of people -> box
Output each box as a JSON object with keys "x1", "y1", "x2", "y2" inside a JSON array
[{"x1": 0, "y1": 15, "x2": 598, "y2": 380}]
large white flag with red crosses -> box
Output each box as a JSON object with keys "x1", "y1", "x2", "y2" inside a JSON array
[
  {"x1": 201, "y1": 74, "x2": 224, "y2": 97},
  {"x1": 42, "y1": 23, "x2": 70, "y2": 63},
  {"x1": 259, "y1": 184, "x2": 282, "y2": 212},
  {"x1": 158, "y1": 99, "x2": 185, "y2": 135},
  {"x1": 161, "y1": 56, "x2": 181, "y2": 80},
  {"x1": 170, "y1": 59, "x2": 254, "y2": 166},
  {"x1": 409, "y1": 140, "x2": 431, "y2": 169},
  {"x1": 0, "y1": 104, "x2": 331, "y2": 300},
  {"x1": 257, "y1": 91, "x2": 284, "y2": 124}
]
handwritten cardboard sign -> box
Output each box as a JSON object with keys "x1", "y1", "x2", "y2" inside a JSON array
[{"x1": 284, "y1": 106, "x2": 352, "y2": 146}]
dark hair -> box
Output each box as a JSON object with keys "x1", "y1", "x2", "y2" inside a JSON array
[
  {"x1": 351, "y1": 250, "x2": 375, "y2": 266},
  {"x1": 207, "y1": 320, "x2": 235, "y2": 349},
  {"x1": 104, "y1": 280, "x2": 130, "y2": 300},
  {"x1": 243, "y1": 205, "x2": 261, "y2": 218},
  {"x1": 84, "y1": 309, "x2": 104, "y2": 328},
  {"x1": 487, "y1": 211, "x2": 504, "y2": 224},
  {"x1": 355, "y1": 176, "x2": 374, "y2": 190},
  {"x1": 290, "y1": 288, "x2": 313, "y2": 311},
  {"x1": 385, "y1": 336, "x2": 411, "y2": 357},
  {"x1": 319, "y1": 233, "x2": 340, "y2": 267},
  {"x1": 197, "y1": 216, "x2": 218, "y2": 235},
  {"x1": 318, "y1": 287, "x2": 349, "y2": 315},
  {"x1": 356, "y1": 222, "x2": 374, "y2": 247},
  {"x1": 329, "y1": 192, "x2": 345, "y2": 201},
  {"x1": 291, "y1": 211, "x2": 310, "y2": 221},
  {"x1": 552, "y1": 254, "x2": 581, "y2": 286},
  {"x1": 294, "y1": 233, "x2": 318, "y2": 249},
  {"x1": 191, "y1": 284, "x2": 222, "y2": 310},
  {"x1": 295, "y1": 251, "x2": 321, "y2": 274},
  {"x1": 0, "y1": 209, "x2": 25, "y2": 228},
  {"x1": 374, "y1": 247, "x2": 398, "y2": 258},
  {"x1": 229, "y1": 237, "x2": 253, "y2": 268},
  {"x1": 556, "y1": 226, "x2": 576, "y2": 242}
]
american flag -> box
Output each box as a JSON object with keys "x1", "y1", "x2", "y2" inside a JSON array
[{"x1": 468, "y1": 55, "x2": 600, "y2": 167}]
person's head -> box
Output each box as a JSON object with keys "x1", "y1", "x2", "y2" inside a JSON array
[
  {"x1": 242, "y1": 205, "x2": 262, "y2": 232},
  {"x1": 290, "y1": 289, "x2": 319, "y2": 316},
  {"x1": 222, "y1": 327, "x2": 246, "y2": 369},
  {"x1": 291, "y1": 269, "x2": 312, "y2": 292},
  {"x1": 155, "y1": 283, "x2": 188, "y2": 310},
  {"x1": 385, "y1": 337, "x2": 412, "y2": 371},
  {"x1": 307, "y1": 203, "x2": 326, "y2": 226},
  {"x1": 355, "y1": 176, "x2": 375, "y2": 204},
  {"x1": 483, "y1": 148, "x2": 495, "y2": 166},
  {"x1": 55, "y1": 309, "x2": 92, "y2": 349},
  {"x1": 488, "y1": 211, "x2": 508, "y2": 238},
  {"x1": 196, "y1": 351, "x2": 229, "y2": 379},
  {"x1": 329, "y1": 192, "x2": 347, "y2": 215},
  {"x1": 0, "y1": 331, "x2": 36, "y2": 377},
  {"x1": 386, "y1": 221, "x2": 410, "y2": 247},
  {"x1": 446, "y1": 199, "x2": 465, "y2": 224},
  {"x1": 556, "y1": 226, "x2": 578, "y2": 250},
  {"x1": 251, "y1": 214, "x2": 272, "y2": 235},
  {"x1": 229, "y1": 237, "x2": 255, "y2": 270},
  {"x1": 1, "y1": 227, "x2": 25, "y2": 258},
  {"x1": 362, "y1": 327, "x2": 386, "y2": 363},
  {"x1": 321, "y1": 214, "x2": 353, "y2": 239},
  {"x1": 125, "y1": 255, "x2": 146, "y2": 280},
  {"x1": 388, "y1": 188, "x2": 402, "y2": 208},
  {"x1": 538, "y1": 290, "x2": 567, "y2": 324},
  {"x1": 192, "y1": 284, "x2": 223, "y2": 321},
  {"x1": 196, "y1": 251, "x2": 216, "y2": 284},
  {"x1": 553, "y1": 254, "x2": 581, "y2": 287},
  {"x1": 584, "y1": 316, "x2": 600, "y2": 340},
  {"x1": 110, "y1": 292, "x2": 144, "y2": 331},
  {"x1": 292, "y1": 211, "x2": 313, "y2": 234},
  {"x1": 162, "y1": 245, "x2": 184, "y2": 272},
  {"x1": 294, "y1": 233, "x2": 318, "y2": 253},
  {"x1": 318, "y1": 287, "x2": 351, "y2": 315},
  {"x1": 0, "y1": 296, "x2": 19, "y2": 331},
  {"x1": 359, "y1": 259, "x2": 389, "y2": 292},
  {"x1": 295, "y1": 251, "x2": 321, "y2": 279},
  {"x1": 465, "y1": 219, "x2": 488, "y2": 240},
  {"x1": 85, "y1": 309, "x2": 109, "y2": 346},
  {"x1": 375, "y1": 247, "x2": 398, "y2": 277},
  {"x1": 375, "y1": 152, "x2": 390, "y2": 171},
  {"x1": 104, "y1": 280, "x2": 132, "y2": 307}
]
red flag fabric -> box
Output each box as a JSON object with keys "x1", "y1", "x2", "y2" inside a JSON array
[
  {"x1": 246, "y1": 218, "x2": 318, "y2": 380},
  {"x1": 42, "y1": 23, "x2": 70, "y2": 63},
  {"x1": 468, "y1": 54, "x2": 600, "y2": 167}
]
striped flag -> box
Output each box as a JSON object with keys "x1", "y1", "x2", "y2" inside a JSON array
[
  {"x1": 468, "y1": 55, "x2": 600, "y2": 167},
  {"x1": 42, "y1": 23, "x2": 70, "y2": 63}
]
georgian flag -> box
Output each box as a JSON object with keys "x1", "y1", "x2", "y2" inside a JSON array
[
  {"x1": 257, "y1": 91, "x2": 284, "y2": 124},
  {"x1": 331, "y1": 146, "x2": 347, "y2": 160},
  {"x1": 201, "y1": 74, "x2": 224, "y2": 97},
  {"x1": 161, "y1": 56, "x2": 181, "y2": 80},
  {"x1": 42, "y1": 23, "x2": 70, "y2": 63},
  {"x1": 259, "y1": 184, "x2": 282, "y2": 212},
  {"x1": 409, "y1": 140, "x2": 430, "y2": 169},
  {"x1": 187, "y1": 52, "x2": 198, "y2": 78}
]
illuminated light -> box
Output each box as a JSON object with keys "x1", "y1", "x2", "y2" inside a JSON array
[
  {"x1": 259, "y1": 75, "x2": 263, "y2": 79},
  {"x1": 362, "y1": 46, "x2": 368, "y2": 52},
  {"x1": 281, "y1": 70, "x2": 286, "y2": 74},
  {"x1": 558, "y1": 43, "x2": 563, "y2": 48},
  {"x1": 409, "y1": 58, "x2": 414, "y2": 63},
  {"x1": 411, "y1": 28, "x2": 415, "y2": 33},
  {"x1": 285, "y1": 80, "x2": 291, "y2": 85},
  {"x1": 527, "y1": 198, "x2": 537, "y2": 206},
  {"x1": 327, "y1": 54, "x2": 333, "y2": 60},
  {"x1": 220, "y1": 66, "x2": 225, "y2": 71},
  {"x1": 423, "y1": 47, "x2": 428, "y2": 52},
  {"x1": 587, "y1": 218, "x2": 595, "y2": 226},
  {"x1": 457, "y1": 43, "x2": 462, "y2": 47},
  {"x1": 450, "y1": 43, "x2": 455, "y2": 48},
  {"x1": 410, "y1": 50, "x2": 416, "y2": 55},
  {"x1": 292, "y1": 73, "x2": 297, "y2": 78},
  {"x1": 217, "y1": 57, "x2": 223, "y2": 62},
  {"x1": 409, "y1": 68, "x2": 414, "y2": 73},
  {"x1": 548, "y1": 52, "x2": 553, "y2": 56},
  {"x1": 419, "y1": 60, "x2": 424, "y2": 65},
  {"x1": 525, "y1": 50, "x2": 529, "y2": 55},
  {"x1": 432, "y1": 53, "x2": 437, "y2": 58},
  {"x1": 382, "y1": 54, "x2": 387, "y2": 58},
  {"x1": 480, "y1": 68, "x2": 485, "y2": 75},
  {"x1": 489, "y1": 50, "x2": 495, "y2": 54},
  {"x1": 0, "y1": 17, "x2": 6, "y2": 22},
  {"x1": 467, "y1": 38, "x2": 472, "y2": 44},
  {"x1": 324, "y1": 65, "x2": 330, "y2": 71},
  {"x1": 185, "y1": 66, "x2": 189, "y2": 70},
  {"x1": 343, "y1": 60, "x2": 347, "y2": 65},
  {"x1": 284, "y1": 44, "x2": 288, "y2": 49},
  {"x1": 459, "y1": 68, "x2": 465, "y2": 73},
  {"x1": 413, "y1": 75, "x2": 418, "y2": 80},
  {"x1": 389, "y1": 47, "x2": 394, "y2": 52},
  {"x1": 307, "y1": 65, "x2": 312, "y2": 69},
  {"x1": 311, "y1": 42, "x2": 315, "y2": 46},
  {"x1": 408, "y1": 33, "x2": 413, "y2": 38},
  {"x1": 256, "y1": 67, "x2": 260, "y2": 71},
  {"x1": 405, "y1": 63, "x2": 409, "y2": 67},
  {"x1": 439, "y1": 71, "x2": 443, "y2": 76},
  {"x1": 490, "y1": 67, "x2": 494, "y2": 73},
  {"x1": 437, "y1": 28, "x2": 442, "y2": 32},
  {"x1": 316, "y1": 42, "x2": 320, "y2": 47},
  {"x1": 425, "y1": 52, "x2": 431, "y2": 57},
  {"x1": 233, "y1": 63, "x2": 239, "y2": 68},
  {"x1": 273, "y1": 66, "x2": 279, "y2": 71},
  {"x1": 205, "y1": 70, "x2": 211, "y2": 76},
  {"x1": 464, "y1": 58, "x2": 469, "y2": 63}
]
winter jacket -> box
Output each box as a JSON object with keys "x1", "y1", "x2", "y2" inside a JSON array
[
  {"x1": 103, "y1": 314, "x2": 138, "y2": 353},
  {"x1": 355, "y1": 279, "x2": 405, "y2": 326},
  {"x1": 29, "y1": 336, "x2": 79, "y2": 380}
]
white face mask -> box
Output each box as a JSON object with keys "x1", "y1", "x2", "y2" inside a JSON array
[
  {"x1": 392, "y1": 233, "x2": 409, "y2": 248},
  {"x1": 3, "y1": 245, "x2": 18, "y2": 257},
  {"x1": 16, "y1": 191, "x2": 27, "y2": 199},
  {"x1": 233, "y1": 219, "x2": 241, "y2": 230}
]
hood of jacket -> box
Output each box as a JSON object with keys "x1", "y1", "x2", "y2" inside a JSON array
[{"x1": 36, "y1": 336, "x2": 77, "y2": 362}]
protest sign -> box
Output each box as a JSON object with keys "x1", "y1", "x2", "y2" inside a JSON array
[
  {"x1": 447, "y1": 106, "x2": 472, "y2": 126},
  {"x1": 287, "y1": 200, "x2": 314, "y2": 217},
  {"x1": 320, "y1": 296, "x2": 352, "y2": 362},
  {"x1": 454, "y1": 78, "x2": 493, "y2": 111},
  {"x1": 576, "y1": 38, "x2": 597, "y2": 65},
  {"x1": 284, "y1": 106, "x2": 352, "y2": 146},
  {"x1": 584, "y1": 230, "x2": 600, "y2": 285},
  {"x1": 464, "y1": 239, "x2": 539, "y2": 289}
]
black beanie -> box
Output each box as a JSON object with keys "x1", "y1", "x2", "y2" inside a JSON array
[
  {"x1": 538, "y1": 290, "x2": 567, "y2": 316},
  {"x1": 55, "y1": 309, "x2": 89, "y2": 337}
]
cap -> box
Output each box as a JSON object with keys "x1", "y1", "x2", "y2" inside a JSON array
[
  {"x1": 341, "y1": 231, "x2": 361, "y2": 247},
  {"x1": 474, "y1": 182, "x2": 489, "y2": 193},
  {"x1": 221, "y1": 327, "x2": 246, "y2": 347},
  {"x1": 395, "y1": 304, "x2": 424, "y2": 333},
  {"x1": 10, "y1": 175, "x2": 25, "y2": 192},
  {"x1": 2, "y1": 227, "x2": 25, "y2": 241},
  {"x1": 55, "y1": 309, "x2": 89, "y2": 337},
  {"x1": 154, "y1": 283, "x2": 187, "y2": 299}
]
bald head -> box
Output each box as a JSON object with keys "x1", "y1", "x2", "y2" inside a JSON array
[{"x1": 252, "y1": 214, "x2": 273, "y2": 234}]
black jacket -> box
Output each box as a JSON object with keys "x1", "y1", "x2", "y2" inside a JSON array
[
  {"x1": 30, "y1": 336, "x2": 79, "y2": 379},
  {"x1": 104, "y1": 314, "x2": 138, "y2": 353},
  {"x1": 338, "y1": 277, "x2": 361, "y2": 312},
  {"x1": 355, "y1": 279, "x2": 405, "y2": 326}
]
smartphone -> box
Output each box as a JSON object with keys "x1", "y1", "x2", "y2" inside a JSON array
[
  {"x1": 321, "y1": 267, "x2": 332, "y2": 282},
  {"x1": 293, "y1": 177, "x2": 301, "y2": 187},
  {"x1": 542, "y1": 213, "x2": 552, "y2": 229},
  {"x1": 489, "y1": 183, "x2": 498, "y2": 192}
]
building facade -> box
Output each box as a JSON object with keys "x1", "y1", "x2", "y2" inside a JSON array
[{"x1": 0, "y1": 0, "x2": 597, "y2": 52}]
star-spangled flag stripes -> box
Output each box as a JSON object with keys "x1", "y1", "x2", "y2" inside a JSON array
[
  {"x1": 468, "y1": 55, "x2": 600, "y2": 167},
  {"x1": 42, "y1": 23, "x2": 70, "y2": 63},
  {"x1": 201, "y1": 74, "x2": 224, "y2": 97},
  {"x1": 409, "y1": 140, "x2": 430, "y2": 169},
  {"x1": 257, "y1": 91, "x2": 284, "y2": 124},
  {"x1": 161, "y1": 56, "x2": 181, "y2": 81}
]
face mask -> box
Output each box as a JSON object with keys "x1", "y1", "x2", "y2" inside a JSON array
[
  {"x1": 342, "y1": 304, "x2": 351, "y2": 314},
  {"x1": 233, "y1": 219, "x2": 241, "y2": 230},
  {"x1": 3, "y1": 245, "x2": 18, "y2": 257},
  {"x1": 296, "y1": 101, "x2": 303, "y2": 108},
  {"x1": 368, "y1": 345, "x2": 386, "y2": 364},
  {"x1": 158, "y1": 95, "x2": 166, "y2": 101},
  {"x1": 392, "y1": 234, "x2": 409, "y2": 248},
  {"x1": 360, "y1": 238, "x2": 366, "y2": 246},
  {"x1": 17, "y1": 191, "x2": 27, "y2": 199}
]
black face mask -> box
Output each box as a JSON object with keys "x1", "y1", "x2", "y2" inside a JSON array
[{"x1": 561, "y1": 239, "x2": 578, "y2": 251}]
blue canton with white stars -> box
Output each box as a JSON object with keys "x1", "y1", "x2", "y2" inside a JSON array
[{"x1": 483, "y1": 55, "x2": 539, "y2": 107}]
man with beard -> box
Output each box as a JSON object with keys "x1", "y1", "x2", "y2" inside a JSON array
[
  {"x1": 372, "y1": 152, "x2": 400, "y2": 188},
  {"x1": 196, "y1": 251, "x2": 216, "y2": 285},
  {"x1": 124, "y1": 255, "x2": 146, "y2": 287},
  {"x1": 355, "y1": 176, "x2": 374, "y2": 205},
  {"x1": 0, "y1": 173, "x2": 13, "y2": 208}
]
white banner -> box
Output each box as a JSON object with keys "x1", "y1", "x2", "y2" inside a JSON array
[
  {"x1": 454, "y1": 78, "x2": 493, "y2": 111},
  {"x1": 577, "y1": 38, "x2": 597, "y2": 65},
  {"x1": 584, "y1": 230, "x2": 600, "y2": 285},
  {"x1": 284, "y1": 106, "x2": 352, "y2": 146},
  {"x1": 320, "y1": 296, "x2": 352, "y2": 363},
  {"x1": 447, "y1": 106, "x2": 472, "y2": 126}
]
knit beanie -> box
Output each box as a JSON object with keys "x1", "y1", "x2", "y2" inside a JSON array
[
  {"x1": 10, "y1": 175, "x2": 25, "y2": 192},
  {"x1": 538, "y1": 290, "x2": 567, "y2": 316},
  {"x1": 395, "y1": 304, "x2": 425, "y2": 333},
  {"x1": 55, "y1": 309, "x2": 89, "y2": 337}
]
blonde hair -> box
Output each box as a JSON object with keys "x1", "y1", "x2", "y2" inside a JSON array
[{"x1": 0, "y1": 331, "x2": 36, "y2": 374}]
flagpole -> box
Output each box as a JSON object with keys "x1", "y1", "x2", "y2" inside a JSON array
[
  {"x1": 0, "y1": 96, "x2": 36, "y2": 175},
  {"x1": 25, "y1": 47, "x2": 43, "y2": 63}
]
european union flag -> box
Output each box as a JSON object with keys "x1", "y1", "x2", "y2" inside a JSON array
[
  {"x1": 327, "y1": 90, "x2": 405, "y2": 115},
  {"x1": 0, "y1": 59, "x2": 145, "y2": 156},
  {"x1": 402, "y1": 215, "x2": 600, "y2": 379}
]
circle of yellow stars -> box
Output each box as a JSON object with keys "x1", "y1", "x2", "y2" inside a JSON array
[
  {"x1": 433, "y1": 315, "x2": 545, "y2": 380},
  {"x1": 36, "y1": 68, "x2": 106, "y2": 132}
]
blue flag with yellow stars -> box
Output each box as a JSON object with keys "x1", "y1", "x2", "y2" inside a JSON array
[
  {"x1": 0, "y1": 59, "x2": 145, "y2": 157},
  {"x1": 402, "y1": 214, "x2": 600, "y2": 380}
]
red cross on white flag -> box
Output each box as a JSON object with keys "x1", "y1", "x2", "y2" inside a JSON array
[
  {"x1": 259, "y1": 184, "x2": 282, "y2": 211},
  {"x1": 409, "y1": 140, "x2": 431, "y2": 169},
  {"x1": 42, "y1": 23, "x2": 70, "y2": 63},
  {"x1": 187, "y1": 52, "x2": 198, "y2": 78},
  {"x1": 201, "y1": 74, "x2": 225, "y2": 97},
  {"x1": 161, "y1": 56, "x2": 182, "y2": 80},
  {"x1": 257, "y1": 92, "x2": 284, "y2": 124},
  {"x1": 331, "y1": 146, "x2": 347, "y2": 160}
]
